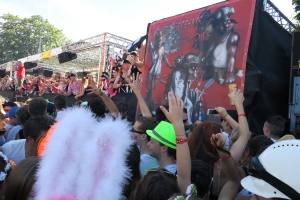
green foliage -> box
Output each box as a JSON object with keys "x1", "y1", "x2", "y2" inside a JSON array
[
  {"x1": 0, "y1": 14, "x2": 70, "y2": 64},
  {"x1": 293, "y1": 0, "x2": 300, "y2": 26}
]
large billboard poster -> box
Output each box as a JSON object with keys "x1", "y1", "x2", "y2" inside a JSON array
[{"x1": 142, "y1": 0, "x2": 256, "y2": 123}]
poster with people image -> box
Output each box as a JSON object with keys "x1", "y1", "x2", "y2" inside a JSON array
[{"x1": 142, "y1": 0, "x2": 256, "y2": 123}]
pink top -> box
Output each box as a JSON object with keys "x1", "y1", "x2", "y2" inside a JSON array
[
  {"x1": 16, "y1": 64, "x2": 25, "y2": 79},
  {"x1": 67, "y1": 80, "x2": 82, "y2": 96}
]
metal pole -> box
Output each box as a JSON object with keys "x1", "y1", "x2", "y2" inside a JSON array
[{"x1": 97, "y1": 33, "x2": 107, "y2": 86}]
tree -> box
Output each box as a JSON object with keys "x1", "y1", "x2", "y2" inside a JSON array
[
  {"x1": 0, "y1": 14, "x2": 70, "y2": 64},
  {"x1": 293, "y1": 0, "x2": 300, "y2": 25}
]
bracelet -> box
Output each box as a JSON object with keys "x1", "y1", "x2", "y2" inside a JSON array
[
  {"x1": 176, "y1": 137, "x2": 188, "y2": 145},
  {"x1": 238, "y1": 112, "x2": 246, "y2": 117},
  {"x1": 220, "y1": 155, "x2": 231, "y2": 161}
]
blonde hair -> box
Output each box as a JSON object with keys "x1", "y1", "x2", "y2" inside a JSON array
[{"x1": 82, "y1": 77, "x2": 89, "y2": 88}]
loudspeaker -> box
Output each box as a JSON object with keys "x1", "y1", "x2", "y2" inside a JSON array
[
  {"x1": 58, "y1": 52, "x2": 77, "y2": 64},
  {"x1": 24, "y1": 62, "x2": 37, "y2": 69},
  {"x1": 43, "y1": 69, "x2": 53, "y2": 78},
  {"x1": 0, "y1": 69, "x2": 6, "y2": 78},
  {"x1": 77, "y1": 72, "x2": 88, "y2": 78},
  {"x1": 32, "y1": 68, "x2": 40, "y2": 76},
  {"x1": 292, "y1": 32, "x2": 300, "y2": 67}
]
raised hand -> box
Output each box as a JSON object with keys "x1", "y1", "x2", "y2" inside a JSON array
[
  {"x1": 161, "y1": 93, "x2": 191, "y2": 194},
  {"x1": 128, "y1": 73, "x2": 141, "y2": 94},
  {"x1": 228, "y1": 90, "x2": 244, "y2": 106},
  {"x1": 160, "y1": 92, "x2": 184, "y2": 134}
]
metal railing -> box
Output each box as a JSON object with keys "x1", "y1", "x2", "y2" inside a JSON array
[{"x1": 264, "y1": 0, "x2": 296, "y2": 32}]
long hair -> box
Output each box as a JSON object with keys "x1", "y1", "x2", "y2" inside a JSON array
[
  {"x1": 81, "y1": 77, "x2": 89, "y2": 89},
  {"x1": 189, "y1": 122, "x2": 222, "y2": 163},
  {"x1": 5, "y1": 157, "x2": 39, "y2": 200},
  {"x1": 164, "y1": 68, "x2": 188, "y2": 102},
  {"x1": 123, "y1": 145, "x2": 141, "y2": 199}
]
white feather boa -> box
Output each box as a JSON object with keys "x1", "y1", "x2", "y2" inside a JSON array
[{"x1": 35, "y1": 107, "x2": 133, "y2": 200}]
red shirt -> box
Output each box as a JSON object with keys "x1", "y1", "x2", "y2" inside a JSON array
[{"x1": 16, "y1": 64, "x2": 25, "y2": 79}]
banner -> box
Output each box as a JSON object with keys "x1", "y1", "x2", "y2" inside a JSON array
[
  {"x1": 42, "y1": 50, "x2": 51, "y2": 60},
  {"x1": 142, "y1": 0, "x2": 256, "y2": 123}
]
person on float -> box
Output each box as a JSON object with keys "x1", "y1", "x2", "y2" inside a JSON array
[{"x1": 15, "y1": 61, "x2": 26, "y2": 89}]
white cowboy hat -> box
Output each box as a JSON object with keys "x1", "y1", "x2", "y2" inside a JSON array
[{"x1": 241, "y1": 140, "x2": 300, "y2": 199}]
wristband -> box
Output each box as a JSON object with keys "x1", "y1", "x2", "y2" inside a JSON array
[
  {"x1": 238, "y1": 112, "x2": 246, "y2": 117},
  {"x1": 176, "y1": 137, "x2": 188, "y2": 145},
  {"x1": 220, "y1": 155, "x2": 231, "y2": 161}
]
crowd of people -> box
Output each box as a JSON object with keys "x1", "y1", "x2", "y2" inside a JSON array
[
  {"x1": 0, "y1": 71, "x2": 101, "y2": 98},
  {"x1": 0, "y1": 62, "x2": 297, "y2": 200},
  {"x1": 0, "y1": 44, "x2": 298, "y2": 200},
  {"x1": 0, "y1": 50, "x2": 143, "y2": 102}
]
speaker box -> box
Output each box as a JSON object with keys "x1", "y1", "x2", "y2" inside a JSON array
[
  {"x1": 24, "y1": 62, "x2": 37, "y2": 69},
  {"x1": 58, "y1": 52, "x2": 77, "y2": 64},
  {"x1": 77, "y1": 72, "x2": 88, "y2": 78},
  {"x1": 43, "y1": 69, "x2": 53, "y2": 78},
  {"x1": 32, "y1": 68, "x2": 44, "y2": 76},
  {"x1": 0, "y1": 69, "x2": 6, "y2": 78},
  {"x1": 292, "y1": 32, "x2": 300, "y2": 67}
]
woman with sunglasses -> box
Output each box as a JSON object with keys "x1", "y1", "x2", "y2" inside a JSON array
[{"x1": 127, "y1": 73, "x2": 159, "y2": 176}]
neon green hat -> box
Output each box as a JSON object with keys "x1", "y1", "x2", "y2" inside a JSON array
[{"x1": 146, "y1": 121, "x2": 176, "y2": 149}]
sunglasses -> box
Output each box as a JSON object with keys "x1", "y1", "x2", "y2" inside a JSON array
[{"x1": 131, "y1": 129, "x2": 145, "y2": 134}]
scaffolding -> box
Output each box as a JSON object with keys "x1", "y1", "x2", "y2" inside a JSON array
[
  {"x1": 0, "y1": 32, "x2": 132, "y2": 79},
  {"x1": 38, "y1": 32, "x2": 132, "y2": 74},
  {"x1": 264, "y1": 0, "x2": 296, "y2": 32}
]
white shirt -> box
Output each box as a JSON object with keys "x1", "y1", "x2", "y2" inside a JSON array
[
  {"x1": 140, "y1": 153, "x2": 159, "y2": 176},
  {"x1": 1, "y1": 139, "x2": 25, "y2": 165},
  {"x1": 164, "y1": 163, "x2": 177, "y2": 174},
  {"x1": 6, "y1": 125, "x2": 22, "y2": 142}
]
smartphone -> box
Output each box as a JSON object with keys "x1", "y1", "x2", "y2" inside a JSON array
[
  {"x1": 206, "y1": 114, "x2": 222, "y2": 125},
  {"x1": 207, "y1": 109, "x2": 219, "y2": 115}
]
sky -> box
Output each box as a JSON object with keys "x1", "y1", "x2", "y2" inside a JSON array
[{"x1": 0, "y1": 0, "x2": 295, "y2": 42}]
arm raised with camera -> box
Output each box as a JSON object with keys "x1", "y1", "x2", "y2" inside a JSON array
[
  {"x1": 228, "y1": 91, "x2": 251, "y2": 162},
  {"x1": 215, "y1": 107, "x2": 239, "y2": 130}
]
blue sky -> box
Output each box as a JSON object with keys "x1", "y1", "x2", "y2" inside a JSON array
[{"x1": 0, "y1": 0, "x2": 295, "y2": 41}]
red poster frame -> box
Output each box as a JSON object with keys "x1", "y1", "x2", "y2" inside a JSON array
[{"x1": 142, "y1": 0, "x2": 256, "y2": 122}]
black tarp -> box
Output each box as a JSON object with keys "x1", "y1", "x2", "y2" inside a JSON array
[{"x1": 244, "y1": 0, "x2": 292, "y2": 134}]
